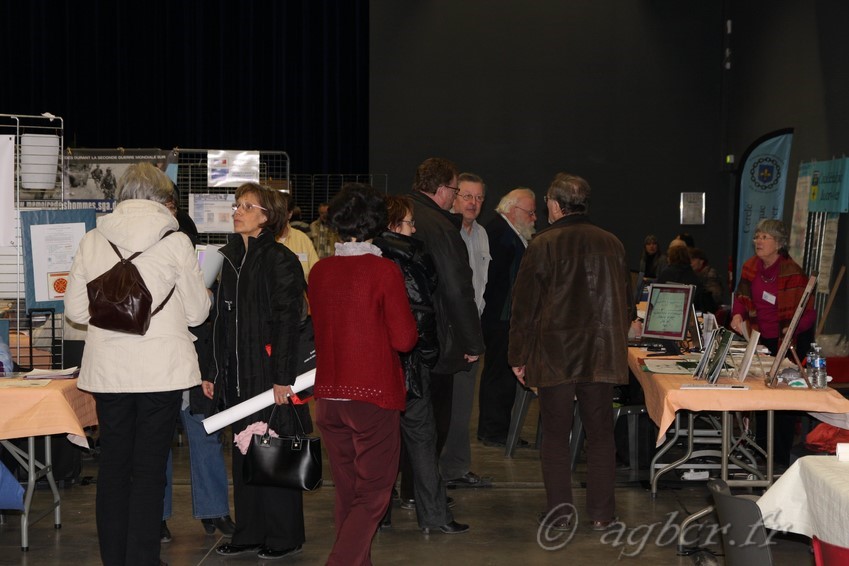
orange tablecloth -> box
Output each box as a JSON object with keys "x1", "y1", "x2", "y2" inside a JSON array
[
  {"x1": 628, "y1": 348, "x2": 849, "y2": 444},
  {"x1": 0, "y1": 379, "x2": 96, "y2": 447}
]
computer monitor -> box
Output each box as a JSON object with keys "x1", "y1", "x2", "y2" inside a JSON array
[{"x1": 641, "y1": 283, "x2": 695, "y2": 342}]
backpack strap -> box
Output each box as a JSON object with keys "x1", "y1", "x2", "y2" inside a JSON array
[
  {"x1": 106, "y1": 240, "x2": 142, "y2": 262},
  {"x1": 104, "y1": 230, "x2": 175, "y2": 261}
]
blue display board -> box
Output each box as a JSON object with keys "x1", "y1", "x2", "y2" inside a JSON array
[{"x1": 20, "y1": 209, "x2": 96, "y2": 313}]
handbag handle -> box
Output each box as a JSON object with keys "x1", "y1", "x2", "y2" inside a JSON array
[{"x1": 263, "y1": 401, "x2": 307, "y2": 439}]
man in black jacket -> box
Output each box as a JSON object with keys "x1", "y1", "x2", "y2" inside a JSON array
[
  {"x1": 408, "y1": 158, "x2": 485, "y2": 458},
  {"x1": 477, "y1": 188, "x2": 537, "y2": 446}
]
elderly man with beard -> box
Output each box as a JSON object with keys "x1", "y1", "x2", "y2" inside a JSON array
[{"x1": 477, "y1": 188, "x2": 537, "y2": 447}]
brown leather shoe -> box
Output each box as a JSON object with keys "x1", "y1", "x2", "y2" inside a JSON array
[{"x1": 590, "y1": 517, "x2": 619, "y2": 531}]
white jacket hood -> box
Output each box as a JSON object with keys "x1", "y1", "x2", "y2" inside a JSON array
[{"x1": 97, "y1": 199, "x2": 179, "y2": 252}]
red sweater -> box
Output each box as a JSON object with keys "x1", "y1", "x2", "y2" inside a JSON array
[{"x1": 308, "y1": 253, "x2": 418, "y2": 410}]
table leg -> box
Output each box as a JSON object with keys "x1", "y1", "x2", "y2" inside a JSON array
[
  {"x1": 1, "y1": 436, "x2": 63, "y2": 551},
  {"x1": 651, "y1": 412, "x2": 697, "y2": 498},
  {"x1": 44, "y1": 435, "x2": 62, "y2": 529},
  {"x1": 676, "y1": 409, "x2": 777, "y2": 553}
]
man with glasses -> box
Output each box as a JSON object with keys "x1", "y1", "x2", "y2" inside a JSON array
[
  {"x1": 440, "y1": 173, "x2": 491, "y2": 489},
  {"x1": 477, "y1": 188, "x2": 537, "y2": 447},
  {"x1": 406, "y1": 158, "x2": 484, "y2": 524},
  {"x1": 509, "y1": 173, "x2": 631, "y2": 532}
]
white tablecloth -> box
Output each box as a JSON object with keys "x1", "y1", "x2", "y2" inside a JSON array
[{"x1": 757, "y1": 456, "x2": 849, "y2": 546}]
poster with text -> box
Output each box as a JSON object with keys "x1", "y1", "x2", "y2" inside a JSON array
[
  {"x1": 189, "y1": 193, "x2": 236, "y2": 233},
  {"x1": 207, "y1": 150, "x2": 260, "y2": 187},
  {"x1": 61, "y1": 148, "x2": 175, "y2": 213},
  {"x1": 20, "y1": 209, "x2": 96, "y2": 312}
]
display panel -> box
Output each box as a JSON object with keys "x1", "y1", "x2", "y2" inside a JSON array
[{"x1": 641, "y1": 283, "x2": 695, "y2": 342}]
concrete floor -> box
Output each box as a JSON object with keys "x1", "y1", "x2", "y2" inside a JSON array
[{"x1": 0, "y1": 401, "x2": 815, "y2": 566}]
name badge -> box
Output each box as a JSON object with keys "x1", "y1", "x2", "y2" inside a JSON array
[
  {"x1": 297, "y1": 252, "x2": 308, "y2": 262},
  {"x1": 762, "y1": 290, "x2": 777, "y2": 305}
]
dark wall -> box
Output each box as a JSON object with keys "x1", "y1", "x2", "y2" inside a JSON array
[
  {"x1": 370, "y1": 1, "x2": 729, "y2": 287},
  {"x1": 729, "y1": 1, "x2": 849, "y2": 335},
  {"x1": 0, "y1": 0, "x2": 369, "y2": 174}
]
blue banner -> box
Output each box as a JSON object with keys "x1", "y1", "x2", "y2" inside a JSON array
[
  {"x1": 808, "y1": 157, "x2": 849, "y2": 213},
  {"x1": 735, "y1": 129, "x2": 794, "y2": 286}
]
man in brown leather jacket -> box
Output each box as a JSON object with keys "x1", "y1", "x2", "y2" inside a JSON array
[{"x1": 508, "y1": 173, "x2": 631, "y2": 533}]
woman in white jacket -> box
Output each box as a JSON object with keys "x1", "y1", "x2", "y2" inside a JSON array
[{"x1": 64, "y1": 163, "x2": 210, "y2": 566}]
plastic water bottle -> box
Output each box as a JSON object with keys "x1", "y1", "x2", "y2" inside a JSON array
[
  {"x1": 814, "y1": 345, "x2": 828, "y2": 389},
  {"x1": 806, "y1": 342, "x2": 818, "y2": 384}
]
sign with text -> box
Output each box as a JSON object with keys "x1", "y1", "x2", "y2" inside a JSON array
[{"x1": 807, "y1": 157, "x2": 849, "y2": 213}]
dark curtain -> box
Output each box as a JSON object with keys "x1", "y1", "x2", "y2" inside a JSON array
[{"x1": 0, "y1": 0, "x2": 368, "y2": 174}]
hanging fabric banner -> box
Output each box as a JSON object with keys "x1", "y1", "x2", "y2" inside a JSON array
[
  {"x1": 808, "y1": 157, "x2": 849, "y2": 214},
  {"x1": 788, "y1": 162, "x2": 812, "y2": 264},
  {"x1": 734, "y1": 128, "x2": 794, "y2": 286}
]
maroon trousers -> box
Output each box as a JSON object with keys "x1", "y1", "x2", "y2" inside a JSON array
[
  {"x1": 316, "y1": 399, "x2": 400, "y2": 566},
  {"x1": 538, "y1": 381, "x2": 616, "y2": 522}
]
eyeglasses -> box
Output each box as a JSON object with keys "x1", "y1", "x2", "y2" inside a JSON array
[
  {"x1": 457, "y1": 193, "x2": 485, "y2": 203},
  {"x1": 399, "y1": 219, "x2": 416, "y2": 227},
  {"x1": 514, "y1": 205, "x2": 536, "y2": 218},
  {"x1": 232, "y1": 202, "x2": 268, "y2": 213},
  {"x1": 752, "y1": 234, "x2": 775, "y2": 242},
  {"x1": 440, "y1": 184, "x2": 460, "y2": 196}
]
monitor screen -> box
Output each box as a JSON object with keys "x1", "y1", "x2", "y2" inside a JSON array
[{"x1": 641, "y1": 283, "x2": 695, "y2": 342}]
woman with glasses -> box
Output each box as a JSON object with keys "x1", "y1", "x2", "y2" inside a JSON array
[
  {"x1": 730, "y1": 218, "x2": 815, "y2": 467},
  {"x1": 373, "y1": 195, "x2": 468, "y2": 534},
  {"x1": 204, "y1": 183, "x2": 309, "y2": 560}
]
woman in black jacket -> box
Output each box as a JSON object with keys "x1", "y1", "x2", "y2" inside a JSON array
[
  {"x1": 373, "y1": 195, "x2": 468, "y2": 534},
  {"x1": 202, "y1": 183, "x2": 308, "y2": 559}
]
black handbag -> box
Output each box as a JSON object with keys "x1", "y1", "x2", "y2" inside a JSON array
[{"x1": 243, "y1": 403, "x2": 322, "y2": 491}]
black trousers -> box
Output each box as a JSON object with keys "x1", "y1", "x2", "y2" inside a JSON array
[
  {"x1": 398, "y1": 369, "x2": 452, "y2": 528},
  {"x1": 94, "y1": 391, "x2": 181, "y2": 566},
  {"x1": 429, "y1": 371, "x2": 454, "y2": 457},
  {"x1": 231, "y1": 441, "x2": 306, "y2": 549},
  {"x1": 477, "y1": 321, "x2": 516, "y2": 443}
]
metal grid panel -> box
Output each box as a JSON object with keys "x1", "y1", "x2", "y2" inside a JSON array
[
  {"x1": 0, "y1": 114, "x2": 66, "y2": 368},
  {"x1": 293, "y1": 174, "x2": 389, "y2": 223},
  {"x1": 175, "y1": 149, "x2": 290, "y2": 246}
]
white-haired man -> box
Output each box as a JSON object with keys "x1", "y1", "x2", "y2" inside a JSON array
[{"x1": 477, "y1": 187, "x2": 536, "y2": 447}]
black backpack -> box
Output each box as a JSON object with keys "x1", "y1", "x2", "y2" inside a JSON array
[{"x1": 86, "y1": 231, "x2": 176, "y2": 335}]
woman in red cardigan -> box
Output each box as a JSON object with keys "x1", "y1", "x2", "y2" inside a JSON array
[
  {"x1": 730, "y1": 218, "x2": 815, "y2": 467},
  {"x1": 308, "y1": 183, "x2": 418, "y2": 566}
]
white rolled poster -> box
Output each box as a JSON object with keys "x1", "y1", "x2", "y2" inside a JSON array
[{"x1": 202, "y1": 369, "x2": 315, "y2": 434}]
